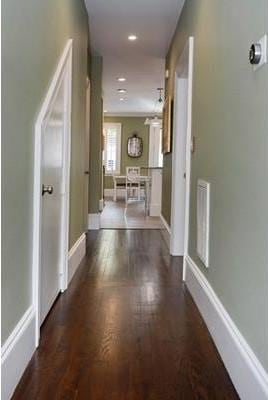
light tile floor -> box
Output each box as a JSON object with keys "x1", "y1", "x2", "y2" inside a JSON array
[{"x1": 100, "y1": 198, "x2": 164, "y2": 229}]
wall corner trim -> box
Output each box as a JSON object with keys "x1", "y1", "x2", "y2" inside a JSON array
[
  {"x1": 68, "y1": 232, "x2": 86, "y2": 284},
  {"x1": 185, "y1": 255, "x2": 268, "y2": 400},
  {"x1": 160, "y1": 213, "x2": 171, "y2": 234},
  {"x1": 1, "y1": 306, "x2": 36, "y2": 400},
  {"x1": 149, "y1": 203, "x2": 161, "y2": 217},
  {"x1": 99, "y1": 199, "x2": 104, "y2": 212},
  {"x1": 88, "y1": 213, "x2": 100, "y2": 230},
  {"x1": 160, "y1": 214, "x2": 171, "y2": 250}
]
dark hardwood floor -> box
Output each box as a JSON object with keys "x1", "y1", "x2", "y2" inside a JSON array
[{"x1": 13, "y1": 230, "x2": 239, "y2": 400}]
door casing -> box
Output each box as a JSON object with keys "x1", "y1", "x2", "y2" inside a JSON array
[
  {"x1": 170, "y1": 37, "x2": 194, "y2": 281},
  {"x1": 84, "y1": 78, "x2": 90, "y2": 230},
  {"x1": 32, "y1": 40, "x2": 72, "y2": 346}
]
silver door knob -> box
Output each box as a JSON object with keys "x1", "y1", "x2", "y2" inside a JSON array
[{"x1": 42, "y1": 184, "x2": 54, "y2": 196}]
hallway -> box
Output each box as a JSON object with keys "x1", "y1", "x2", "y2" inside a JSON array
[{"x1": 13, "y1": 230, "x2": 238, "y2": 399}]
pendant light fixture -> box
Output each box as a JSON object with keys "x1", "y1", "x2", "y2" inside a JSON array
[{"x1": 157, "y1": 88, "x2": 163, "y2": 103}]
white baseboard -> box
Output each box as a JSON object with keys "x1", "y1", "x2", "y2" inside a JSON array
[
  {"x1": 104, "y1": 188, "x2": 145, "y2": 199},
  {"x1": 99, "y1": 198, "x2": 104, "y2": 211},
  {"x1": 160, "y1": 213, "x2": 171, "y2": 234},
  {"x1": 170, "y1": 232, "x2": 184, "y2": 256},
  {"x1": 104, "y1": 188, "x2": 124, "y2": 198},
  {"x1": 160, "y1": 214, "x2": 171, "y2": 250},
  {"x1": 185, "y1": 255, "x2": 268, "y2": 400},
  {"x1": 149, "y1": 203, "x2": 161, "y2": 217},
  {"x1": 68, "y1": 232, "x2": 86, "y2": 284},
  {"x1": 88, "y1": 213, "x2": 100, "y2": 230},
  {"x1": 1, "y1": 306, "x2": 36, "y2": 400}
]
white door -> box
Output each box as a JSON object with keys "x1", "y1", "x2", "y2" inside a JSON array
[
  {"x1": 32, "y1": 40, "x2": 72, "y2": 344},
  {"x1": 40, "y1": 77, "x2": 65, "y2": 324}
]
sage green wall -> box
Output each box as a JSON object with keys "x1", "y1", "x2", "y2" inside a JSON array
[
  {"x1": 104, "y1": 117, "x2": 149, "y2": 189},
  {"x1": 88, "y1": 56, "x2": 103, "y2": 213},
  {"x1": 2, "y1": 0, "x2": 89, "y2": 343},
  {"x1": 162, "y1": 0, "x2": 268, "y2": 370}
]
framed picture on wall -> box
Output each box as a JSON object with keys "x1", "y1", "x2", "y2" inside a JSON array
[{"x1": 162, "y1": 96, "x2": 172, "y2": 154}]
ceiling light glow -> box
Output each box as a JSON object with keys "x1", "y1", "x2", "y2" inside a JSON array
[
  {"x1": 117, "y1": 89, "x2": 126, "y2": 93},
  {"x1": 117, "y1": 77, "x2": 126, "y2": 82},
  {"x1": 144, "y1": 116, "x2": 162, "y2": 126},
  {"x1": 128, "y1": 35, "x2": 137, "y2": 41}
]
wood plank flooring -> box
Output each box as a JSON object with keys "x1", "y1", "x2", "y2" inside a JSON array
[
  {"x1": 13, "y1": 230, "x2": 239, "y2": 400},
  {"x1": 100, "y1": 199, "x2": 164, "y2": 229}
]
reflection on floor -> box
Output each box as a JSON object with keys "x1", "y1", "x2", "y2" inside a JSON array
[
  {"x1": 13, "y1": 230, "x2": 239, "y2": 399},
  {"x1": 100, "y1": 198, "x2": 164, "y2": 229}
]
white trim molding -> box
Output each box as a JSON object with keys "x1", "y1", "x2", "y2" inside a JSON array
[
  {"x1": 160, "y1": 214, "x2": 171, "y2": 249},
  {"x1": 105, "y1": 188, "x2": 122, "y2": 198},
  {"x1": 1, "y1": 307, "x2": 36, "y2": 400},
  {"x1": 149, "y1": 203, "x2": 161, "y2": 217},
  {"x1": 88, "y1": 213, "x2": 100, "y2": 230},
  {"x1": 68, "y1": 233, "x2": 86, "y2": 284},
  {"x1": 99, "y1": 198, "x2": 104, "y2": 211},
  {"x1": 32, "y1": 39, "x2": 73, "y2": 346},
  {"x1": 185, "y1": 255, "x2": 268, "y2": 400},
  {"x1": 160, "y1": 213, "x2": 171, "y2": 234},
  {"x1": 170, "y1": 37, "x2": 194, "y2": 259},
  {"x1": 104, "y1": 188, "x2": 145, "y2": 199},
  {"x1": 105, "y1": 112, "x2": 162, "y2": 118}
]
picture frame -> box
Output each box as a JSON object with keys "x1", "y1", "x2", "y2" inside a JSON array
[{"x1": 162, "y1": 96, "x2": 172, "y2": 154}]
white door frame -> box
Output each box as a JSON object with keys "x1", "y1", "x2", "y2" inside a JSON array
[
  {"x1": 32, "y1": 39, "x2": 72, "y2": 346},
  {"x1": 170, "y1": 37, "x2": 194, "y2": 281},
  {"x1": 84, "y1": 77, "x2": 91, "y2": 230}
]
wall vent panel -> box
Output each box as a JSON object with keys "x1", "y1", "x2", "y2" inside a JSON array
[{"x1": 197, "y1": 180, "x2": 210, "y2": 267}]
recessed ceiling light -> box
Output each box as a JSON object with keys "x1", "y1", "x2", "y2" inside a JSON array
[
  {"x1": 117, "y1": 88, "x2": 126, "y2": 93},
  {"x1": 128, "y1": 34, "x2": 137, "y2": 41},
  {"x1": 119, "y1": 98, "x2": 125, "y2": 101},
  {"x1": 104, "y1": 109, "x2": 107, "y2": 113},
  {"x1": 117, "y1": 77, "x2": 126, "y2": 82}
]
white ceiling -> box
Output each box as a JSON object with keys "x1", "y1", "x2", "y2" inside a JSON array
[{"x1": 85, "y1": 0, "x2": 185, "y2": 115}]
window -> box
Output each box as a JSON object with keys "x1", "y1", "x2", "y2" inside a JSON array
[{"x1": 103, "y1": 123, "x2": 121, "y2": 175}]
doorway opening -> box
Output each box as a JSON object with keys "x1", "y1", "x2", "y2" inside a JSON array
[
  {"x1": 101, "y1": 118, "x2": 164, "y2": 230},
  {"x1": 32, "y1": 40, "x2": 72, "y2": 345},
  {"x1": 170, "y1": 37, "x2": 194, "y2": 280}
]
